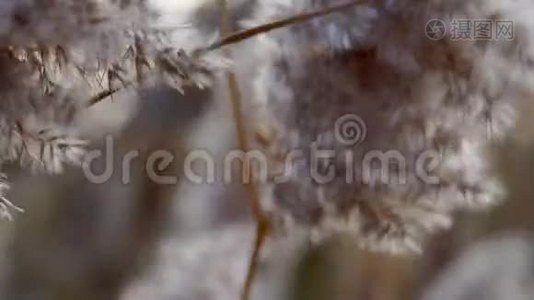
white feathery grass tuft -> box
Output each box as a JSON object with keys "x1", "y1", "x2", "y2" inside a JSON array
[{"x1": 245, "y1": 0, "x2": 534, "y2": 253}]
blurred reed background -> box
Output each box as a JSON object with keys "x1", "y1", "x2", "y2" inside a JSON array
[
  {"x1": 0, "y1": 83, "x2": 533, "y2": 300},
  {"x1": 0, "y1": 1, "x2": 533, "y2": 299}
]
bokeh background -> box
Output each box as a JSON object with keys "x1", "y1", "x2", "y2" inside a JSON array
[{"x1": 0, "y1": 1, "x2": 534, "y2": 300}]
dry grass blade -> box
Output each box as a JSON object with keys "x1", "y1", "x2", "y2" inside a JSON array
[
  {"x1": 216, "y1": 1, "x2": 273, "y2": 300},
  {"x1": 86, "y1": 0, "x2": 365, "y2": 107},
  {"x1": 87, "y1": 86, "x2": 123, "y2": 107},
  {"x1": 205, "y1": 0, "x2": 365, "y2": 51}
]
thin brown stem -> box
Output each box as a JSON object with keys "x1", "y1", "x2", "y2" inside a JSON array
[
  {"x1": 225, "y1": 50, "x2": 270, "y2": 300},
  {"x1": 218, "y1": 2, "x2": 271, "y2": 300},
  {"x1": 226, "y1": 71, "x2": 266, "y2": 222},
  {"x1": 241, "y1": 218, "x2": 270, "y2": 300},
  {"x1": 206, "y1": 0, "x2": 364, "y2": 51}
]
